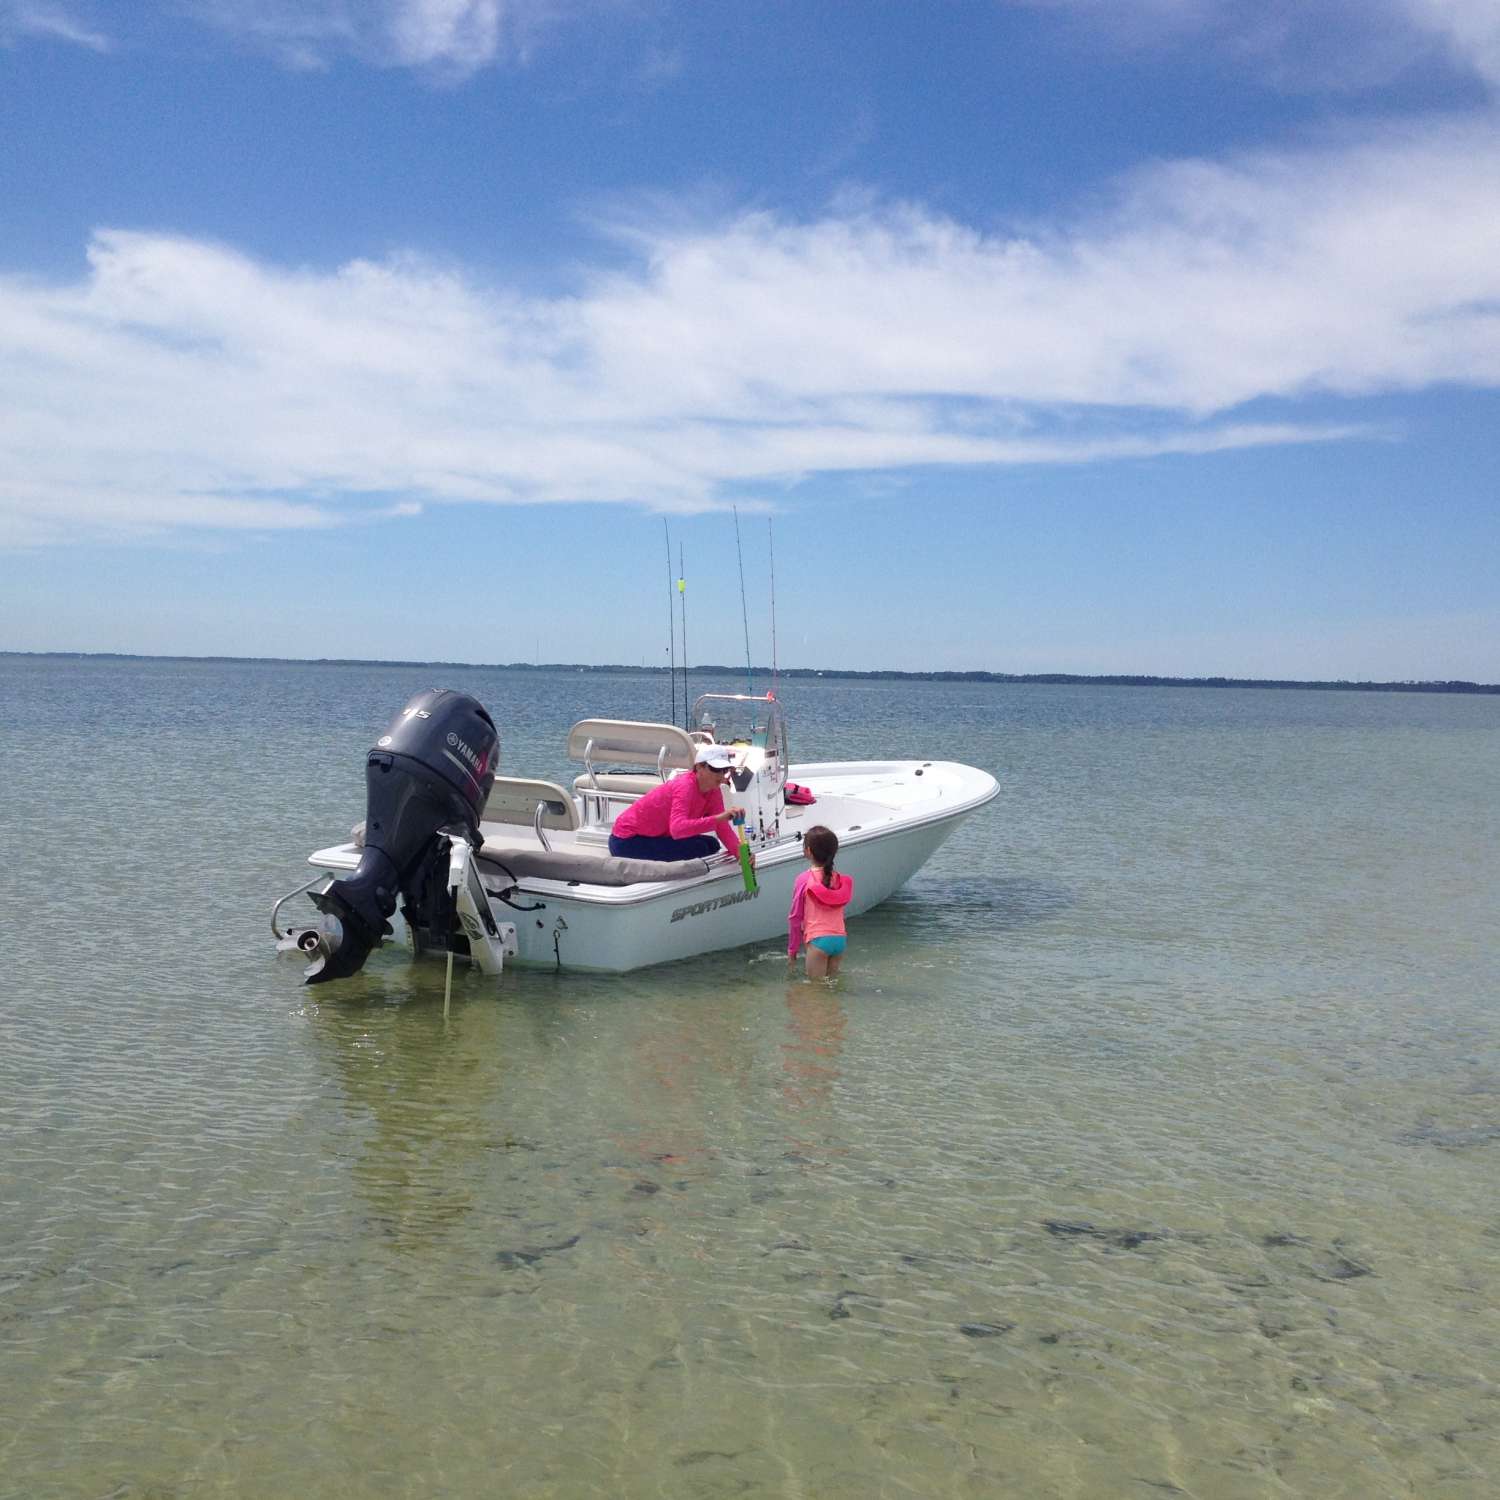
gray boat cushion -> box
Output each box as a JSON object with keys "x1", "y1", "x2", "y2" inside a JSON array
[
  {"x1": 352, "y1": 821, "x2": 713, "y2": 886},
  {"x1": 478, "y1": 843, "x2": 714, "y2": 887}
]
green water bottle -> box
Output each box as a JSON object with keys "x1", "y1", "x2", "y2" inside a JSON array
[{"x1": 733, "y1": 811, "x2": 758, "y2": 893}]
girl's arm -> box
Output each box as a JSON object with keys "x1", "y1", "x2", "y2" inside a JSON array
[{"x1": 787, "y1": 872, "x2": 808, "y2": 957}]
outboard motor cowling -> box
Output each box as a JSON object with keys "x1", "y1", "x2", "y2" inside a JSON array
[{"x1": 305, "y1": 689, "x2": 498, "y2": 984}]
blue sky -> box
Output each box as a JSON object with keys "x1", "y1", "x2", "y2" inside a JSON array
[{"x1": 2, "y1": 0, "x2": 1498, "y2": 679}]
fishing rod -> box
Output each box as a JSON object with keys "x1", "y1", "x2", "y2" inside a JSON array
[
  {"x1": 768, "y1": 517, "x2": 778, "y2": 699},
  {"x1": 664, "y1": 519, "x2": 676, "y2": 728},
  {"x1": 678, "y1": 542, "x2": 689, "y2": 730},
  {"x1": 733, "y1": 504, "x2": 753, "y2": 697}
]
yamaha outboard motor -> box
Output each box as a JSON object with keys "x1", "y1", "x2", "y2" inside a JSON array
[{"x1": 304, "y1": 689, "x2": 498, "y2": 984}]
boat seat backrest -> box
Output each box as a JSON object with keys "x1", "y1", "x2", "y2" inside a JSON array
[
  {"x1": 572, "y1": 772, "x2": 665, "y2": 796},
  {"x1": 482, "y1": 777, "x2": 581, "y2": 830},
  {"x1": 566, "y1": 719, "x2": 698, "y2": 778}
]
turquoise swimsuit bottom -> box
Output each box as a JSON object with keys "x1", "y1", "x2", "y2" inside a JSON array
[{"x1": 808, "y1": 935, "x2": 846, "y2": 956}]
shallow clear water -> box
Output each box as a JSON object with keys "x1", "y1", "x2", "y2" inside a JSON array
[{"x1": 2, "y1": 658, "x2": 1498, "y2": 1497}]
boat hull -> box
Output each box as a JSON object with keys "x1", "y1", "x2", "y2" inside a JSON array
[{"x1": 503, "y1": 804, "x2": 967, "y2": 971}]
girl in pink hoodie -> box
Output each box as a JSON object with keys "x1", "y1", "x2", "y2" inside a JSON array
[{"x1": 787, "y1": 825, "x2": 854, "y2": 978}]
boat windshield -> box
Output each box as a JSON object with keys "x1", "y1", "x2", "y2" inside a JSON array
[{"x1": 691, "y1": 693, "x2": 787, "y2": 765}]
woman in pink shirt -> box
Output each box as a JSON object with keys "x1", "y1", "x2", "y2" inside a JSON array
[
  {"x1": 608, "y1": 743, "x2": 748, "y2": 863},
  {"x1": 788, "y1": 825, "x2": 854, "y2": 978}
]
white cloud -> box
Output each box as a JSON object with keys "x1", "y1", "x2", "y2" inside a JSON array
[
  {"x1": 1401, "y1": 0, "x2": 1500, "y2": 85},
  {"x1": 10, "y1": 0, "x2": 1499, "y2": 90},
  {"x1": 179, "y1": 0, "x2": 548, "y2": 74},
  {"x1": 0, "y1": 1, "x2": 109, "y2": 50},
  {"x1": 1018, "y1": 0, "x2": 1500, "y2": 91},
  {"x1": 1, "y1": 0, "x2": 575, "y2": 73},
  {"x1": 1, "y1": 115, "x2": 1497, "y2": 543},
  {"x1": 388, "y1": 0, "x2": 499, "y2": 68},
  {"x1": 6, "y1": 0, "x2": 1499, "y2": 92},
  {"x1": 580, "y1": 115, "x2": 1500, "y2": 415},
  {"x1": 176, "y1": 1, "x2": 352, "y2": 70}
]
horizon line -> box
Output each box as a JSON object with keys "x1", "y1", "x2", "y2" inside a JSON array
[{"x1": 2, "y1": 650, "x2": 1496, "y2": 694}]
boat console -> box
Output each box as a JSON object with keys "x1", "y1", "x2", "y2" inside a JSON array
[{"x1": 688, "y1": 693, "x2": 788, "y2": 848}]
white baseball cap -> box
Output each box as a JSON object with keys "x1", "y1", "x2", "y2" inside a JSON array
[{"x1": 694, "y1": 743, "x2": 735, "y2": 770}]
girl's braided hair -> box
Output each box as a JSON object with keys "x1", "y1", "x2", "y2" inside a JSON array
[{"x1": 802, "y1": 825, "x2": 839, "y2": 888}]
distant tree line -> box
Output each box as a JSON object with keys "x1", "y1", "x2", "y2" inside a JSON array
[{"x1": 7, "y1": 651, "x2": 1497, "y2": 694}]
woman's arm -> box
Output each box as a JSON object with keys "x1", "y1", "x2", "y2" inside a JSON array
[
  {"x1": 715, "y1": 803, "x2": 743, "y2": 858},
  {"x1": 664, "y1": 777, "x2": 738, "y2": 850},
  {"x1": 666, "y1": 779, "x2": 741, "y2": 855}
]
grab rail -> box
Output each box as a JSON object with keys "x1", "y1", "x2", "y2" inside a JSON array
[
  {"x1": 271, "y1": 872, "x2": 330, "y2": 939},
  {"x1": 581, "y1": 735, "x2": 671, "y2": 788},
  {"x1": 533, "y1": 801, "x2": 553, "y2": 852}
]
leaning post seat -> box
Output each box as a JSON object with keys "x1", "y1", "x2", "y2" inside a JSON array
[
  {"x1": 481, "y1": 776, "x2": 581, "y2": 852},
  {"x1": 566, "y1": 719, "x2": 698, "y2": 781},
  {"x1": 566, "y1": 719, "x2": 701, "y2": 825}
]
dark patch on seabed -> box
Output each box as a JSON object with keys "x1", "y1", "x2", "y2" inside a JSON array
[
  {"x1": 1396, "y1": 1119, "x2": 1500, "y2": 1150},
  {"x1": 495, "y1": 1233, "x2": 581, "y2": 1269},
  {"x1": 880, "y1": 875, "x2": 1074, "y2": 931},
  {"x1": 828, "y1": 1289, "x2": 881, "y2": 1320},
  {"x1": 1040, "y1": 1219, "x2": 1378, "y2": 1283},
  {"x1": 1262, "y1": 1234, "x2": 1374, "y2": 1282},
  {"x1": 1043, "y1": 1219, "x2": 1167, "y2": 1250},
  {"x1": 958, "y1": 1320, "x2": 1014, "y2": 1338}
]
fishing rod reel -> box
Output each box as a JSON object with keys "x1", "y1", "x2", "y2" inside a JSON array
[{"x1": 286, "y1": 688, "x2": 499, "y2": 985}]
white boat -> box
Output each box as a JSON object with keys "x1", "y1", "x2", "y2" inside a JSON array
[{"x1": 274, "y1": 690, "x2": 998, "y2": 979}]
